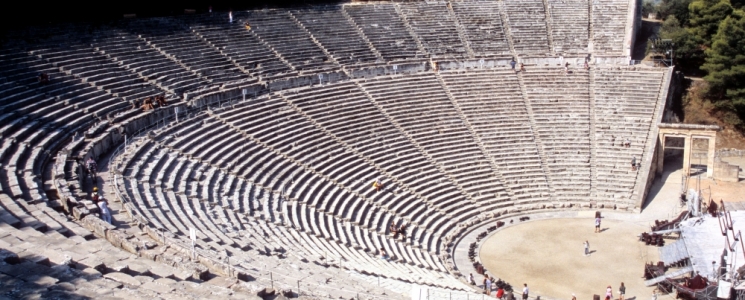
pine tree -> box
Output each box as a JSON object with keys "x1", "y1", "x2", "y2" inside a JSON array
[
  {"x1": 701, "y1": 10, "x2": 745, "y2": 127},
  {"x1": 688, "y1": 0, "x2": 734, "y2": 47}
]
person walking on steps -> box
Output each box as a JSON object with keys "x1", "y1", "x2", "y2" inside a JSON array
[{"x1": 98, "y1": 197, "x2": 112, "y2": 224}]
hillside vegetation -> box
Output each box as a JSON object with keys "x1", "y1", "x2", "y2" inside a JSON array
[{"x1": 645, "y1": 0, "x2": 745, "y2": 139}]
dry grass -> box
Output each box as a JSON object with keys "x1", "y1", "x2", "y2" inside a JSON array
[{"x1": 682, "y1": 79, "x2": 745, "y2": 149}]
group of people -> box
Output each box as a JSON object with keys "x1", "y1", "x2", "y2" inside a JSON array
[
  {"x1": 86, "y1": 157, "x2": 112, "y2": 225},
  {"x1": 467, "y1": 273, "x2": 529, "y2": 300},
  {"x1": 389, "y1": 221, "x2": 407, "y2": 240},
  {"x1": 132, "y1": 94, "x2": 168, "y2": 111},
  {"x1": 603, "y1": 283, "x2": 626, "y2": 300},
  {"x1": 510, "y1": 59, "x2": 526, "y2": 72}
]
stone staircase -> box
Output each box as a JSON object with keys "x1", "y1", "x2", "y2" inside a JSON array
[
  {"x1": 286, "y1": 11, "x2": 342, "y2": 68},
  {"x1": 588, "y1": 0, "x2": 595, "y2": 52},
  {"x1": 515, "y1": 71, "x2": 558, "y2": 200},
  {"x1": 340, "y1": 5, "x2": 385, "y2": 61},
  {"x1": 241, "y1": 27, "x2": 297, "y2": 72},
  {"x1": 352, "y1": 80, "x2": 484, "y2": 213},
  {"x1": 433, "y1": 71, "x2": 517, "y2": 204},
  {"x1": 497, "y1": 0, "x2": 518, "y2": 57},
  {"x1": 393, "y1": 3, "x2": 429, "y2": 56},
  {"x1": 190, "y1": 28, "x2": 263, "y2": 84},
  {"x1": 540, "y1": 0, "x2": 557, "y2": 55},
  {"x1": 588, "y1": 68, "x2": 599, "y2": 198},
  {"x1": 445, "y1": 2, "x2": 476, "y2": 58},
  {"x1": 276, "y1": 92, "x2": 448, "y2": 231}
]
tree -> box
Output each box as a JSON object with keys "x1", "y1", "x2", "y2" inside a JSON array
[
  {"x1": 658, "y1": 0, "x2": 694, "y2": 25},
  {"x1": 688, "y1": 0, "x2": 734, "y2": 47},
  {"x1": 701, "y1": 10, "x2": 745, "y2": 127},
  {"x1": 660, "y1": 16, "x2": 701, "y2": 72}
]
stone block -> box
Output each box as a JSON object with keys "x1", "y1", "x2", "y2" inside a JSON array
[
  {"x1": 207, "y1": 276, "x2": 238, "y2": 289},
  {"x1": 141, "y1": 281, "x2": 175, "y2": 294},
  {"x1": 103, "y1": 272, "x2": 141, "y2": 287},
  {"x1": 0, "y1": 248, "x2": 20, "y2": 264}
]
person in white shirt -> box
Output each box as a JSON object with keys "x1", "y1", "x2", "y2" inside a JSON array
[
  {"x1": 522, "y1": 284, "x2": 529, "y2": 300},
  {"x1": 98, "y1": 198, "x2": 112, "y2": 224}
]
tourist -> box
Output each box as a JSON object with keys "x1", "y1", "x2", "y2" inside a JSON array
[
  {"x1": 510, "y1": 59, "x2": 517, "y2": 70},
  {"x1": 98, "y1": 197, "x2": 112, "y2": 224},
  {"x1": 390, "y1": 222, "x2": 398, "y2": 238},
  {"x1": 91, "y1": 186, "x2": 100, "y2": 203},
  {"x1": 595, "y1": 216, "x2": 601, "y2": 233},
  {"x1": 486, "y1": 276, "x2": 492, "y2": 294},
  {"x1": 584, "y1": 240, "x2": 590, "y2": 256},
  {"x1": 585, "y1": 61, "x2": 590, "y2": 70},
  {"x1": 564, "y1": 62, "x2": 570, "y2": 75},
  {"x1": 468, "y1": 273, "x2": 476, "y2": 285},
  {"x1": 522, "y1": 284, "x2": 529, "y2": 300},
  {"x1": 497, "y1": 287, "x2": 505, "y2": 299},
  {"x1": 606, "y1": 285, "x2": 613, "y2": 299},
  {"x1": 619, "y1": 282, "x2": 626, "y2": 300},
  {"x1": 520, "y1": 63, "x2": 526, "y2": 72},
  {"x1": 86, "y1": 157, "x2": 97, "y2": 174},
  {"x1": 379, "y1": 248, "x2": 389, "y2": 260},
  {"x1": 571, "y1": 294, "x2": 577, "y2": 300},
  {"x1": 624, "y1": 138, "x2": 630, "y2": 148},
  {"x1": 398, "y1": 222, "x2": 407, "y2": 240},
  {"x1": 631, "y1": 156, "x2": 637, "y2": 171},
  {"x1": 229, "y1": 10, "x2": 233, "y2": 23},
  {"x1": 373, "y1": 178, "x2": 383, "y2": 192},
  {"x1": 131, "y1": 98, "x2": 141, "y2": 110},
  {"x1": 142, "y1": 97, "x2": 154, "y2": 111},
  {"x1": 156, "y1": 94, "x2": 167, "y2": 107}
]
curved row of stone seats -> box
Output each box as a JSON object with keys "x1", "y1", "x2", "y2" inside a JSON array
[
  {"x1": 291, "y1": 6, "x2": 382, "y2": 66},
  {"x1": 522, "y1": 66, "x2": 593, "y2": 201},
  {"x1": 244, "y1": 10, "x2": 341, "y2": 73},
  {"x1": 548, "y1": 0, "x2": 590, "y2": 53},
  {"x1": 191, "y1": 22, "x2": 298, "y2": 81},
  {"x1": 92, "y1": 31, "x2": 211, "y2": 94},
  {"x1": 116, "y1": 129, "x2": 470, "y2": 290},
  {"x1": 130, "y1": 20, "x2": 254, "y2": 84},
  {"x1": 593, "y1": 68, "x2": 665, "y2": 204},
  {"x1": 439, "y1": 68, "x2": 552, "y2": 204},
  {"x1": 280, "y1": 81, "x2": 471, "y2": 227},
  {"x1": 451, "y1": 1, "x2": 511, "y2": 57},
  {"x1": 30, "y1": 44, "x2": 164, "y2": 102},
  {"x1": 205, "y1": 97, "x2": 458, "y2": 253},
  {"x1": 592, "y1": 0, "x2": 629, "y2": 54},
  {"x1": 148, "y1": 108, "x2": 442, "y2": 257},
  {"x1": 344, "y1": 4, "x2": 427, "y2": 61},
  {"x1": 0, "y1": 53, "x2": 127, "y2": 204},
  {"x1": 357, "y1": 73, "x2": 511, "y2": 207},
  {"x1": 502, "y1": 0, "x2": 551, "y2": 54},
  {"x1": 399, "y1": 2, "x2": 466, "y2": 57},
  {"x1": 0, "y1": 222, "x2": 264, "y2": 299},
  {"x1": 170, "y1": 104, "x2": 458, "y2": 262}
]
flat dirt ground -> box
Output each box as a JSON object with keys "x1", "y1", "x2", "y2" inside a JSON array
[{"x1": 480, "y1": 218, "x2": 659, "y2": 300}]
